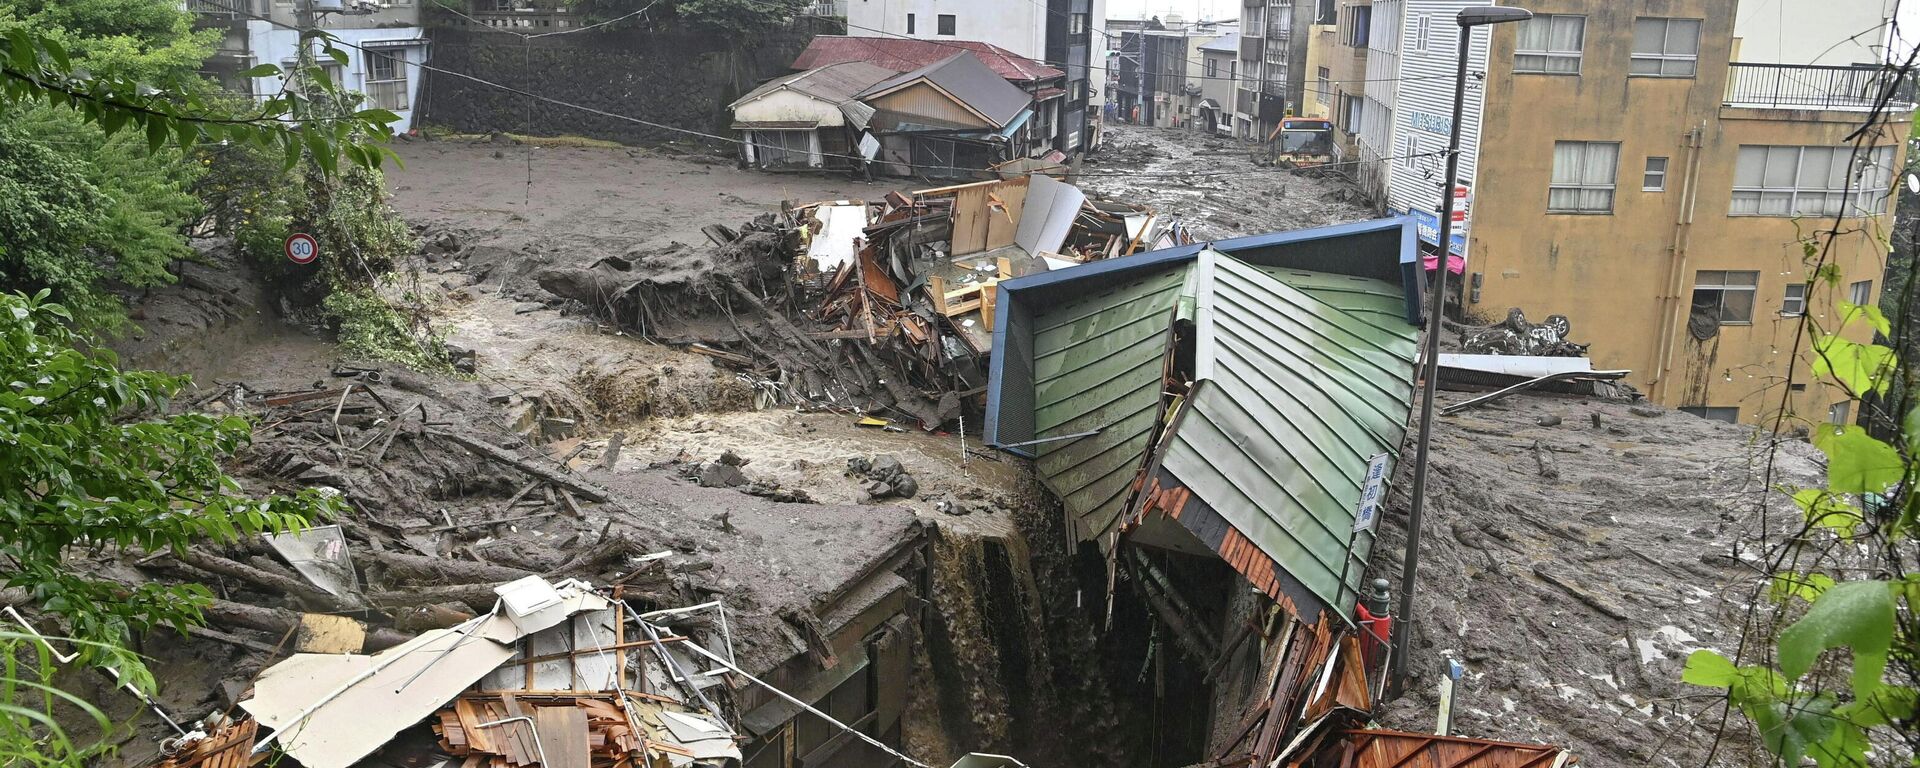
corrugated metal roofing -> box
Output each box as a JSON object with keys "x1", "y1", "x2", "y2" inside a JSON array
[
  {"x1": 859, "y1": 53, "x2": 1034, "y2": 129},
  {"x1": 984, "y1": 217, "x2": 1421, "y2": 621},
  {"x1": 729, "y1": 61, "x2": 898, "y2": 109},
  {"x1": 1160, "y1": 253, "x2": 1415, "y2": 614},
  {"x1": 1031, "y1": 267, "x2": 1184, "y2": 543},
  {"x1": 792, "y1": 36, "x2": 1064, "y2": 83}
]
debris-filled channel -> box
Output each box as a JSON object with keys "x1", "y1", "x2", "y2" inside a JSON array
[{"x1": 33, "y1": 134, "x2": 1789, "y2": 768}]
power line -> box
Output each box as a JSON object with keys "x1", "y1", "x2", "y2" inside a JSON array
[
  {"x1": 188, "y1": 0, "x2": 1445, "y2": 179},
  {"x1": 426, "y1": 0, "x2": 664, "y2": 39},
  {"x1": 790, "y1": 9, "x2": 1457, "y2": 87}
]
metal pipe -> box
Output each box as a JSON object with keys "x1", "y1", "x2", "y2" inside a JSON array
[
  {"x1": 475, "y1": 717, "x2": 551, "y2": 768},
  {"x1": 675, "y1": 635, "x2": 935, "y2": 768}
]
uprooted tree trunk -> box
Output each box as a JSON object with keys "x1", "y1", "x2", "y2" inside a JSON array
[
  {"x1": 202, "y1": 598, "x2": 414, "y2": 652},
  {"x1": 177, "y1": 549, "x2": 364, "y2": 612}
]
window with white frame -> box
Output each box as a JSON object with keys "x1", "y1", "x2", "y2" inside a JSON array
[
  {"x1": 1402, "y1": 134, "x2": 1416, "y2": 169},
  {"x1": 1643, "y1": 156, "x2": 1668, "y2": 191},
  {"x1": 1730, "y1": 145, "x2": 1894, "y2": 217},
  {"x1": 1631, "y1": 18, "x2": 1701, "y2": 77},
  {"x1": 1070, "y1": 13, "x2": 1087, "y2": 35},
  {"x1": 1414, "y1": 14, "x2": 1430, "y2": 53},
  {"x1": 1206, "y1": 57, "x2": 1219, "y2": 78},
  {"x1": 1850, "y1": 279, "x2": 1874, "y2": 305},
  {"x1": 1692, "y1": 270, "x2": 1759, "y2": 324},
  {"x1": 1515, "y1": 14, "x2": 1584, "y2": 74},
  {"x1": 937, "y1": 13, "x2": 955, "y2": 35},
  {"x1": 363, "y1": 50, "x2": 409, "y2": 111},
  {"x1": 1782, "y1": 283, "x2": 1806, "y2": 316},
  {"x1": 1549, "y1": 140, "x2": 1618, "y2": 213},
  {"x1": 1316, "y1": 66, "x2": 1330, "y2": 104}
]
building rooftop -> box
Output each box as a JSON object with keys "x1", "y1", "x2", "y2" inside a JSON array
[
  {"x1": 792, "y1": 35, "x2": 1064, "y2": 83},
  {"x1": 859, "y1": 52, "x2": 1035, "y2": 128},
  {"x1": 730, "y1": 61, "x2": 898, "y2": 108}
]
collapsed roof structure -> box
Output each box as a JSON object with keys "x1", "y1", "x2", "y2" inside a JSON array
[
  {"x1": 154, "y1": 578, "x2": 748, "y2": 768},
  {"x1": 984, "y1": 219, "x2": 1420, "y2": 624}
]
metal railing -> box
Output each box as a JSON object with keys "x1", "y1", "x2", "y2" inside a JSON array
[
  {"x1": 186, "y1": 0, "x2": 252, "y2": 17},
  {"x1": 803, "y1": 0, "x2": 845, "y2": 16},
  {"x1": 1725, "y1": 62, "x2": 1917, "y2": 111}
]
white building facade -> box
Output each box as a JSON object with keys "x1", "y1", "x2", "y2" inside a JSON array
[
  {"x1": 1354, "y1": 0, "x2": 1400, "y2": 202},
  {"x1": 1380, "y1": 0, "x2": 1491, "y2": 259},
  {"x1": 846, "y1": 0, "x2": 1106, "y2": 152},
  {"x1": 245, "y1": 21, "x2": 431, "y2": 133}
]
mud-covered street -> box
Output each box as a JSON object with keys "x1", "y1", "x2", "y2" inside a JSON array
[
  {"x1": 84, "y1": 134, "x2": 1789, "y2": 768},
  {"x1": 1082, "y1": 124, "x2": 1375, "y2": 240}
]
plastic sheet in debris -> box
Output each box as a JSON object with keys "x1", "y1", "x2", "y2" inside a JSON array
[
  {"x1": 261, "y1": 525, "x2": 358, "y2": 597},
  {"x1": 805, "y1": 202, "x2": 871, "y2": 273}
]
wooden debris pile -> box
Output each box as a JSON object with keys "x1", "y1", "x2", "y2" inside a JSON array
[{"x1": 434, "y1": 695, "x2": 640, "y2": 768}]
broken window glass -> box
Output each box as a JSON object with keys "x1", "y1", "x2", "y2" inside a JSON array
[{"x1": 1690, "y1": 270, "x2": 1759, "y2": 333}]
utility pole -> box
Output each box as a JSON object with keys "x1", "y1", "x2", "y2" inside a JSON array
[{"x1": 1388, "y1": 4, "x2": 1532, "y2": 698}]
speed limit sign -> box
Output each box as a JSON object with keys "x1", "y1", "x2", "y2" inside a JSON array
[{"x1": 285, "y1": 233, "x2": 319, "y2": 265}]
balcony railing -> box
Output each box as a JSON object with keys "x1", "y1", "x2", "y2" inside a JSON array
[
  {"x1": 186, "y1": 0, "x2": 251, "y2": 18},
  {"x1": 1725, "y1": 62, "x2": 1917, "y2": 111},
  {"x1": 803, "y1": 0, "x2": 845, "y2": 16}
]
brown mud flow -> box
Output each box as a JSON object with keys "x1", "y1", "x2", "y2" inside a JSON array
[{"x1": 57, "y1": 133, "x2": 1789, "y2": 768}]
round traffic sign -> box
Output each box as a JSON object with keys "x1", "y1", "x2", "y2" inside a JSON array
[{"x1": 285, "y1": 233, "x2": 319, "y2": 265}]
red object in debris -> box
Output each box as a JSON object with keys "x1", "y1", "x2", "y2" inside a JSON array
[{"x1": 1356, "y1": 604, "x2": 1392, "y2": 669}]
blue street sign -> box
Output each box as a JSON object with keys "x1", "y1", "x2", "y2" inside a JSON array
[{"x1": 1407, "y1": 207, "x2": 1467, "y2": 258}]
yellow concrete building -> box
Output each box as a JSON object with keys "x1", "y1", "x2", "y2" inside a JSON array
[
  {"x1": 1327, "y1": 0, "x2": 1371, "y2": 157},
  {"x1": 1303, "y1": 12, "x2": 1338, "y2": 118},
  {"x1": 1466, "y1": 0, "x2": 1908, "y2": 426}
]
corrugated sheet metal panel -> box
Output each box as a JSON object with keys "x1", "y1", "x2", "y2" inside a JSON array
[
  {"x1": 1031, "y1": 267, "x2": 1185, "y2": 543},
  {"x1": 1161, "y1": 255, "x2": 1416, "y2": 613},
  {"x1": 1385, "y1": 0, "x2": 1491, "y2": 221},
  {"x1": 1251, "y1": 266, "x2": 1412, "y2": 334},
  {"x1": 991, "y1": 296, "x2": 1038, "y2": 447}
]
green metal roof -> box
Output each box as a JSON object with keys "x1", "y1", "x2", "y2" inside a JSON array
[
  {"x1": 1162, "y1": 253, "x2": 1417, "y2": 613},
  {"x1": 1030, "y1": 267, "x2": 1185, "y2": 543}
]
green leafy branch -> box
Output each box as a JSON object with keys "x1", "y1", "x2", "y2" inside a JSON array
[{"x1": 1, "y1": 26, "x2": 399, "y2": 174}]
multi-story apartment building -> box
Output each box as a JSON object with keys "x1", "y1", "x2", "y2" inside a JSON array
[
  {"x1": 1236, "y1": 0, "x2": 1316, "y2": 139},
  {"x1": 1301, "y1": 0, "x2": 1337, "y2": 119},
  {"x1": 187, "y1": 0, "x2": 430, "y2": 132},
  {"x1": 846, "y1": 0, "x2": 1107, "y2": 154},
  {"x1": 1367, "y1": 0, "x2": 1907, "y2": 423},
  {"x1": 1198, "y1": 32, "x2": 1242, "y2": 134},
  {"x1": 1326, "y1": 0, "x2": 1371, "y2": 158},
  {"x1": 1353, "y1": 0, "x2": 1400, "y2": 200}
]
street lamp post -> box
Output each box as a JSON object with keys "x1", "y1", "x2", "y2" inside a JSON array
[{"x1": 1389, "y1": 4, "x2": 1533, "y2": 696}]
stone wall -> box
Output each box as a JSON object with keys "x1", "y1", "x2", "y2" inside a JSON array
[{"x1": 419, "y1": 20, "x2": 836, "y2": 147}]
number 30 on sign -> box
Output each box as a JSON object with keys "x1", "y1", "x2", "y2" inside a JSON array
[{"x1": 285, "y1": 233, "x2": 319, "y2": 265}]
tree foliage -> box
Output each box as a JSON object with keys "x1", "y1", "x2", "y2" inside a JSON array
[
  {"x1": 0, "y1": 1, "x2": 401, "y2": 328},
  {"x1": 1682, "y1": 133, "x2": 1920, "y2": 764},
  {"x1": 556, "y1": 0, "x2": 813, "y2": 37},
  {"x1": 0, "y1": 291, "x2": 338, "y2": 682}
]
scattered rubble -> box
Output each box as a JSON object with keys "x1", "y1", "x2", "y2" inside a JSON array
[
  {"x1": 31, "y1": 134, "x2": 1817, "y2": 768},
  {"x1": 1369, "y1": 393, "x2": 1814, "y2": 767},
  {"x1": 1081, "y1": 124, "x2": 1375, "y2": 241}
]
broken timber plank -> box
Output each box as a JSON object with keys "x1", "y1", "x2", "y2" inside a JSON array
[
  {"x1": 428, "y1": 429, "x2": 613, "y2": 504},
  {"x1": 534, "y1": 706, "x2": 591, "y2": 768}
]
